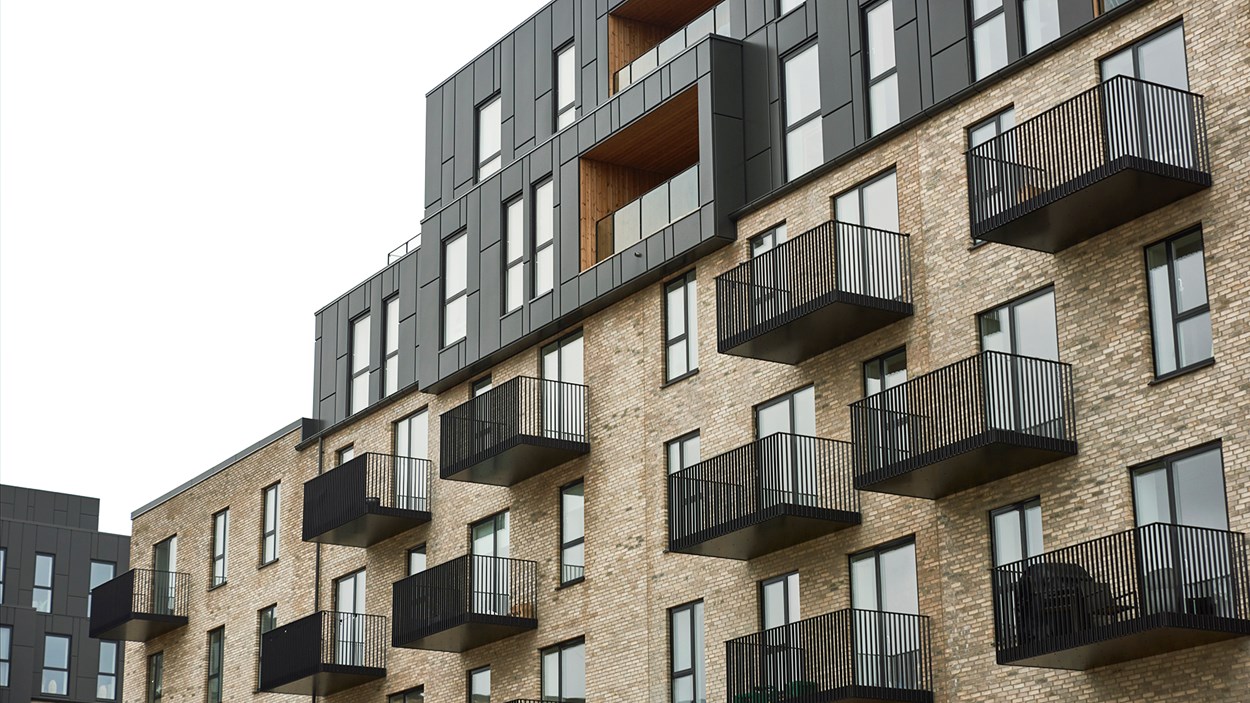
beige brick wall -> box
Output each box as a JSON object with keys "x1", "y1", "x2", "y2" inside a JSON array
[{"x1": 123, "y1": 0, "x2": 1250, "y2": 701}]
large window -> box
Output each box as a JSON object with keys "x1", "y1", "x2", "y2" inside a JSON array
[
  {"x1": 211, "y1": 509, "x2": 229, "y2": 588},
  {"x1": 395, "y1": 409, "x2": 430, "y2": 511},
  {"x1": 443, "y1": 232, "x2": 468, "y2": 346},
  {"x1": 0, "y1": 626, "x2": 10, "y2": 688},
  {"x1": 542, "y1": 638, "x2": 587, "y2": 702},
  {"x1": 389, "y1": 687, "x2": 425, "y2": 703},
  {"x1": 664, "y1": 272, "x2": 699, "y2": 382},
  {"x1": 555, "y1": 43, "x2": 576, "y2": 131},
  {"x1": 89, "y1": 560, "x2": 114, "y2": 615},
  {"x1": 42, "y1": 634, "x2": 70, "y2": 695},
  {"x1": 970, "y1": 0, "x2": 1007, "y2": 79},
  {"x1": 979, "y1": 287, "x2": 1058, "y2": 360},
  {"x1": 834, "y1": 169, "x2": 902, "y2": 299},
  {"x1": 350, "y1": 313, "x2": 371, "y2": 414},
  {"x1": 1133, "y1": 444, "x2": 1228, "y2": 530},
  {"x1": 967, "y1": 107, "x2": 1017, "y2": 233},
  {"x1": 850, "y1": 539, "x2": 920, "y2": 688},
  {"x1": 334, "y1": 570, "x2": 367, "y2": 666},
  {"x1": 533, "y1": 179, "x2": 555, "y2": 298},
  {"x1": 990, "y1": 499, "x2": 1043, "y2": 566},
  {"x1": 1021, "y1": 0, "x2": 1060, "y2": 53},
  {"x1": 670, "y1": 601, "x2": 705, "y2": 703},
  {"x1": 262, "y1": 483, "x2": 280, "y2": 565},
  {"x1": 207, "y1": 627, "x2": 224, "y2": 703},
  {"x1": 667, "y1": 432, "x2": 701, "y2": 475},
  {"x1": 503, "y1": 197, "x2": 525, "y2": 313},
  {"x1": 384, "y1": 296, "x2": 400, "y2": 396},
  {"x1": 97, "y1": 640, "x2": 118, "y2": 700},
  {"x1": 147, "y1": 651, "x2": 164, "y2": 703},
  {"x1": 561, "y1": 481, "x2": 585, "y2": 584},
  {"x1": 1101, "y1": 22, "x2": 1188, "y2": 89},
  {"x1": 34, "y1": 553, "x2": 53, "y2": 613},
  {"x1": 477, "y1": 95, "x2": 502, "y2": 180},
  {"x1": 469, "y1": 666, "x2": 491, "y2": 703},
  {"x1": 979, "y1": 288, "x2": 1063, "y2": 435},
  {"x1": 1145, "y1": 228, "x2": 1211, "y2": 378},
  {"x1": 865, "y1": 0, "x2": 899, "y2": 136},
  {"x1": 783, "y1": 43, "x2": 822, "y2": 180}
]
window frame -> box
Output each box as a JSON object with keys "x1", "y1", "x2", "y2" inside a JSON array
[
  {"x1": 666, "y1": 431, "x2": 701, "y2": 475},
  {"x1": 210, "y1": 509, "x2": 229, "y2": 589},
  {"x1": 560, "y1": 480, "x2": 586, "y2": 586},
  {"x1": 0, "y1": 547, "x2": 5, "y2": 604},
  {"x1": 1144, "y1": 225, "x2": 1212, "y2": 380},
  {"x1": 968, "y1": 0, "x2": 1008, "y2": 80},
  {"x1": 89, "y1": 560, "x2": 116, "y2": 616},
  {"x1": 503, "y1": 195, "x2": 526, "y2": 314},
  {"x1": 750, "y1": 222, "x2": 788, "y2": 258},
  {"x1": 407, "y1": 544, "x2": 427, "y2": 576},
  {"x1": 848, "y1": 535, "x2": 919, "y2": 613},
  {"x1": 532, "y1": 178, "x2": 556, "y2": 299},
  {"x1": 97, "y1": 639, "x2": 119, "y2": 701},
  {"x1": 147, "y1": 651, "x2": 164, "y2": 703},
  {"x1": 540, "y1": 637, "x2": 587, "y2": 702},
  {"x1": 476, "y1": 93, "x2": 503, "y2": 181},
  {"x1": 383, "y1": 295, "x2": 400, "y2": 397},
  {"x1": 0, "y1": 625, "x2": 11, "y2": 688},
  {"x1": 442, "y1": 230, "x2": 469, "y2": 348},
  {"x1": 663, "y1": 271, "x2": 699, "y2": 383},
  {"x1": 349, "y1": 312, "x2": 371, "y2": 414},
  {"x1": 863, "y1": 0, "x2": 899, "y2": 136},
  {"x1": 467, "y1": 665, "x2": 491, "y2": 703},
  {"x1": 41, "y1": 633, "x2": 71, "y2": 696},
  {"x1": 261, "y1": 483, "x2": 280, "y2": 566},
  {"x1": 555, "y1": 42, "x2": 577, "y2": 131},
  {"x1": 781, "y1": 40, "x2": 823, "y2": 181},
  {"x1": 206, "y1": 627, "x2": 224, "y2": 703},
  {"x1": 759, "y1": 571, "x2": 800, "y2": 629},
  {"x1": 1129, "y1": 440, "x2": 1228, "y2": 529},
  {"x1": 34, "y1": 552, "x2": 54, "y2": 613},
  {"x1": 863, "y1": 346, "x2": 907, "y2": 397},
  {"x1": 256, "y1": 605, "x2": 277, "y2": 691},
  {"x1": 668, "y1": 600, "x2": 704, "y2": 703},
  {"x1": 1098, "y1": 21, "x2": 1190, "y2": 89},
  {"x1": 976, "y1": 284, "x2": 1058, "y2": 357},
  {"x1": 1021, "y1": 0, "x2": 1061, "y2": 54},
  {"x1": 988, "y1": 497, "x2": 1043, "y2": 567},
  {"x1": 389, "y1": 687, "x2": 425, "y2": 703},
  {"x1": 966, "y1": 106, "x2": 1017, "y2": 246}
]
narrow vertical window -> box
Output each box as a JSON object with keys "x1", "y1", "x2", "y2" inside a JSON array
[
  {"x1": 783, "y1": 42, "x2": 822, "y2": 180},
  {"x1": 384, "y1": 296, "x2": 400, "y2": 396},
  {"x1": 561, "y1": 481, "x2": 585, "y2": 584},
  {"x1": 1146, "y1": 228, "x2": 1212, "y2": 378},
  {"x1": 89, "y1": 560, "x2": 115, "y2": 615},
  {"x1": 41, "y1": 634, "x2": 70, "y2": 695},
  {"x1": 408, "y1": 545, "x2": 427, "y2": 576},
  {"x1": 670, "y1": 601, "x2": 705, "y2": 703},
  {"x1": 865, "y1": 0, "x2": 899, "y2": 136},
  {"x1": 147, "y1": 651, "x2": 164, "y2": 703},
  {"x1": 970, "y1": 0, "x2": 1007, "y2": 79},
  {"x1": 555, "y1": 43, "x2": 576, "y2": 131},
  {"x1": 337, "y1": 444, "x2": 355, "y2": 465},
  {"x1": 97, "y1": 640, "x2": 118, "y2": 700},
  {"x1": 541, "y1": 638, "x2": 587, "y2": 702},
  {"x1": 469, "y1": 666, "x2": 491, "y2": 703},
  {"x1": 1021, "y1": 0, "x2": 1060, "y2": 53},
  {"x1": 666, "y1": 432, "x2": 701, "y2": 475},
  {"x1": 443, "y1": 232, "x2": 469, "y2": 346},
  {"x1": 206, "y1": 627, "x2": 224, "y2": 703},
  {"x1": 261, "y1": 483, "x2": 280, "y2": 565},
  {"x1": 477, "y1": 95, "x2": 502, "y2": 180},
  {"x1": 533, "y1": 179, "x2": 555, "y2": 298},
  {"x1": 395, "y1": 409, "x2": 430, "y2": 511},
  {"x1": 33, "y1": 553, "x2": 53, "y2": 613},
  {"x1": 664, "y1": 272, "x2": 698, "y2": 382},
  {"x1": 211, "y1": 509, "x2": 229, "y2": 588},
  {"x1": 967, "y1": 107, "x2": 1017, "y2": 234},
  {"x1": 0, "y1": 626, "x2": 10, "y2": 688},
  {"x1": 990, "y1": 499, "x2": 1043, "y2": 567},
  {"x1": 350, "y1": 313, "x2": 371, "y2": 414},
  {"x1": 503, "y1": 197, "x2": 525, "y2": 313},
  {"x1": 257, "y1": 605, "x2": 277, "y2": 687}
]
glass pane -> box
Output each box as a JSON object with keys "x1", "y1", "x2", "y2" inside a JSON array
[
  {"x1": 993, "y1": 510, "x2": 1023, "y2": 566},
  {"x1": 687, "y1": 9, "x2": 715, "y2": 43},
  {"x1": 352, "y1": 373, "x2": 369, "y2": 413},
  {"x1": 670, "y1": 167, "x2": 699, "y2": 221},
  {"x1": 879, "y1": 543, "x2": 919, "y2": 614},
  {"x1": 386, "y1": 298, "x2": 400, "y2": 353},
  {"x1": 1013, "y1": 291, "x2": 1059, "y2": 360},
  {"x1": 973, "y1": 14, "x2": 1008, "y2": 79},
  {"x1": 780, "y1": 0, "x2": 805, "y2": 14},
  {"x1": 835, "y1": 189, "x2": 861, "y2": 225},
  {"x1": 862, "y1": 171, "x2": 899, "y2": 232},
  {"x1": 657, "y1": 33, "x2": 686, "y2": 65},
  {"x1": 641, "y1": 184, "x2": 670, "y2": 237},
  {"x1": 785, "y1": 118, "x2": 823, "y2": 180},
  {"x1": 1133, "y1": 465, "x2": 1172, "y2": 525},
  {"x1": 557, "y1": 46, "x2": 576, "y2": 110},
  {"x1": 866, "y1": 2, "x2": 895, "y2": 77},
  {"x1": 666, "y1": 283, "x2": 686, "y2": 339},
  {"x1": 443, "y1": 296, "x2": 466, "y2": 346},
  {"x1": 784, "y1": 44, "x2": 820, "y2": 125},
  {"x1": 506, "y1": 265, "x2": 523, "y2": 312},
  {"x1": 563, "y1": 643, "x2": 586, "y2": 700},
  {"x1": 794, "y1": 386, "x2": 816, "y2": 436},
  {"x1": 850, "y1": 554, "x2": 879, "y2": 610},
  {"x1": 756, "y1": 397, "x2": 791, "y2": 437},
  {"x1": 542, "y1": 650, "x2": 559, "y2": 697},
  {"x1": 1176, "y1": 312, "x2": 1212, "y2": 368},
  {"x1": 1137, "y1": 24, "x2": 1188, "y2": 90},
  {"x1": 36, "y1": 554, "x2": 53, "y2": 586},
  {"x1": 45, "y1": 636, "x2": 69, "y2": 667},
  {"x1": 1024, "y1": 504, "x2": 1044, "y2": 558},
  {"x1": 445, "y1": 234, "x2": 467, "y2": 296},
  {"x1": 686, "y1": 279, "x2": 698, "y2": 371},
  {"x1": 613, "y1": 199, "x2": 641, "y2": 252},
  {"x1": 971, "y1": 0, "x2": 1002, "y2": 19},
  {"x1": 869, "y1": 74, "x2": 899, "y2": 135},
  {"x1": 979, "y1": 307, "x2": 1012, "y2": 353},
  {"x1": 672, "y1": 675, "x2": 694, "y2": 703},
  {"x1": 535, "y1": 181, "x2": 554, "y2": 244},
  {"x1": 100, "y1": 641, "x2": 117, "y2": 672},
  {"x1": 563, "y1": 484, "x2": 584, "y2": 541},
  {"x1": 535, "y1": 247, "x2": 554, "y2": 296},
  {"x1": 478, "y1": 97, "x2": 501, "y2": 162},
  {"x1": 672, "y1": 610, "x2": 692, "y2": 671},
  {"x1": 506, "y1": 201, "x2": 524, "y2": 260},
  {"x1": 1173, "y1": 449, "x2": 1228, "y2": 529},
  {"x1": 1101, "y1": 49, "x2": 1134, "y2": 81},
  {"x1": 762, "y1": 580, "x2": 786, "y2": 629},
  {"x1": 1172, "y1": 232, "x2": 1207, "y2": 313},
  {"x1": 883, "y1": 350, "x2": 907, "y2": 389},
  {"x1": 1022, "y1": 0, "x2": 1060, "y2": 53},
  {"x1": 42, "y1": 670, "x2": 68, "y2": 695},
  {"x1": 1146, "y1": 243, "x2": 1177, "y2": 374},
  {"x1": 667, "y1": 340, "x2": 688, "y2": 379}
]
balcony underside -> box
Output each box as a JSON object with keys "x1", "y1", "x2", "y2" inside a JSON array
[
  {"x1": 781, "y1": 686, "x2": 932, "y2": 703},
  {"x1": 304, "y1": 506, "x2": 432, "y2": 548},
  {"x1": 263, "y1": 665, "x2": 387, "y2": 696},
  {"x1": 854, "y1": 431, "x2": 1077, "y2": 499},
  {"x1": 974, "y1": 158, "x2": 1210, "y2": 253},
  {"x1": 720, "y1": 293, "x2": 912, "y2": 365},
  {"x1": 672, "y1": 505, "x2": 861, "y2": 560},
  {"x1": 91, "y1": 613, "x2": 188, "y2": 642},
  {"x1": 443, "y1": 436, "x2": 589, "y2": 486},
  {"x1": 395, "y1": 613, "x2": 538, "y2": 653},
  {"x1": 998, "y1": 613, "x2": 1250, "y2": 670}
]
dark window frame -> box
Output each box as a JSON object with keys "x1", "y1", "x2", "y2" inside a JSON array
[
  {"x1": 863, "y1": 346, "x2": 907, "y2": 397},
  {"x1": 256, "y1": 605, "x2": 277, "y2": 691},
  {"x1": 1128, "y1": 440, "x2": 1228, "y2": 528},
  {"x1": 407, "y1": 544, "x2": 427, "y2": 577},
  {"x1": 206, "y1": 627, "x2": 224, "y2": 703},
  {"x1": 753, "y1": 384, "x2": 816, "y2": 439},
  {"x1": 0, "y1": 624, "x2": 11, "y2": 688},
  {"x1": 97, "y1": 639, "x2": 119, "y2": 701},
  {"x1": 988, "y1": 497, "x2": 1043, "y2": 567},
  {"x1": 1143, "y1": 225, "x2": 1212, "y2": 380},
  {"x1": 780, "y1": 39, "x2": 822, "y2": 181},
  {"x1": 467, "y1": 665, "x2": 491, "y2": 703},
  {"x1": 966, "y1": 105, "x2": 1017, "y2": 246},
  {"x1": 33, "y1": 552, "x2": 54, "y2": 613},
  {"x1": 749, "y1": 222, "x2": 788, "y2": 258},
  {"x1": 668, "y1": 600, "x2": 704, "y2": 703},
  {"x1": 383, "y1": 295, "x2": 401, "y2": 397},
  {"x1": 559, "y1": 480, "x2": 586, "y2": 586},
  {"x1": 532, "y1": 178, "x2": 556, "y2": 299},
  {"x1": 663, "y1": 271, "x2": 699, "y2": 383},
  {"x1": 261, "y1": 483, "x2": 280, "y2": 567},
  {"x1": 442, "y1": 230, "x2": 470, "y2": 349},
  {"x1": 976, "y1": 284, "x2": 1058, "y2": 356},
  {"x1": 89, "y1": 559, "x2": 115, "y2": 616},
  {"x1": 210, "y1": 509, "x2": 229, "y2": 589},
  {"x1": 847, "y1": 534, "x2": 918, "y2": 612},
  {"x1": 1097, "y1": 19, "x2": 1189, "y2": 87},
  {"x1": 41, "y1": 633, "x2": 71, "y2": 697},
  {"x1": 349, "y1": 311, "x2": 371, "y2": 414},
  {"x1": 503, "y1": 195, "x2": 526, "y2": 314},
  {"x1": 968, "y1": 0, "x2": 1008, "y2": 80},
  {"x1": 476, "y1": 93, "x2": 503, "y2": 181},
  {"x1": 554, "y1": 42, "x2": 577, "y2": 131},
  {"x1": 863, "y1": 0, "x2": 899, "y2": 136},
  {"x1": 540, "y1": 636, "x2": 587, "y2": 702},
  {"x1": 147, "y1": 651, "x2": 164, "y2": 703},
  {"x1": 388, "y1": 686, "x2": 425, "y2": 703},
  {"x1": 666, "y1": 431, "x2": 701, "y2": 475},
  {"x1": 0, "y1": 547, "x2": 6, "y2": 604},
  {"x1": 758, "y1": 571, "x2": 800, "y2": 629}
]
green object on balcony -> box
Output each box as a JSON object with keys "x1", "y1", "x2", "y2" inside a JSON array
[{"x1": 786, "y1": 680, "x2": 819, "y2": 697}]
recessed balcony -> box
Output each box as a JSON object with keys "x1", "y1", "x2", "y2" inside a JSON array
[
  {"x1": 668, "y1": 433, "x2": 861, "y2": 560},
  {"x1": 993, "y1": 523, "x2": 1250, "y2": 669},
  {"x1": 608, "y1": 0, "x2": 737, "y2": 94},
  {"x1": 440, "y1": 376, "x2": 588, "y2": 486},
  {"x1": 726, "y1": 609, "x2": 934, "y2": 703},
  {"x1": 259, "y1": 611, "x2": 387, "y2": 695},
  {"x1": 850, "y1": 351, "x2": 1078, "y2": 499},
  {"x1": 716, "y1": 220, "x2": 913, "y2": 365},
  {"x1": 392, "y1": 554, "x2": 538, "y2": 652},
  {"x1": 302, "y1": 452, "x2": 432, "y2": 547},
  {"x1": 967, "y1": 75, "x2": 1210, "y2": 252},
  {"x1": 89, "y1": 569, "x2": 189, "y2": 642}
]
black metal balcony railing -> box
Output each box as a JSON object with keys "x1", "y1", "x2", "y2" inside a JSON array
[
  {"x1": 992, "y1": 523, "x2": 1250, "y2": 669},
  {"x1": 393, "y1": 554, "x2": 539, "y2": 652},
  {"x1": 615, "y1": 1, "x2": 735, "y2": 91},
  {"x1": 967, "y1": 75, "x2": 1210, "y2": 252},
  {"x1": 726, "y1": 609, "x2": 934, "y2": 703},
  {"x1": 259, "y1": 610, "x2": 388, "y2": 695},
  {"x1": 594, "y1": 164, "x2": 700, "y2": 267},
  {"x1": 89, "y1": 568, "x2": 190, "y2": 642},
  {"x1": 850, "y1": 351, "x2": 1077, "y2": 499},
  {"x1": 302, "y1": 452, "x2": 433, "y2": 547},
  {"x1": 717, "y1": 220, "x2": 913, "y2": 364},
  {"x1": 668, "y1": 433, "x2": 860, "y2": 560},
  {"x1": 441, "y1": 376, "x2": 589, "y2": 486}
]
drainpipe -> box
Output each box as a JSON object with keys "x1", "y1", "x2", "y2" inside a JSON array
[{"x1": 312, "y1": 436, "x2": 325, "y2": 703}]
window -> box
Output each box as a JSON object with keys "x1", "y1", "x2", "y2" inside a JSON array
[
  {"x1": 756, "y1": 385, "x2": 815, "y2": 438},
  {"x1": 756, "y1": 386, "x2": 817, "y2": 507},
  {"x1": 503, "y1": 197, "x2": 524, "y2": 313},
  {"x1": 384, "y1": 296, "x2": 400, "y2": 396},
  {"x1": 89, "y1": 560, "x2": 115, "y2": 615},
  {"x1": 541, "y1": 331, "x2": 585, "y2": 441},
  {"x1": 751, "y1": 223, "x2": 788, "y2": 258},
  {"x1": 1102, "y1": 23, "x2": 1188, "y2": 89},
  {"x1": 783, "y1": 43, "x2": 822, "y2": 180},
  {"x1": 206, "y1": 627, "x2": 224, "y2": 703},
  {"x1": 970, "y1": 0, "x2": 1007, "y2": 79},
  {"x1": 864, "y1": 347, "x2": 906, "y2": 396},
  {"x1": 257, "y1": 605, "x2": 276, "y2": 687},
  {"x1": 477, "y1": 95, "x2": 502, "y2": 180},
  {"x1": 861, "y1": 348, "x2": 908, "y2": 468},
  {"x1": 261, "y1": 483, "x2": 280, "y2": 565},
  {"x1": 664, "y1": 272, "x2": 698, "y2": 382},
  {"x1": 533, "y1": 179, "x2": 555, "y2": 298},
  {"x1": 0, "y1": 548, "x2": 5, "y2": 603},
  {"x1": 666, "y1": 432, "x2": 701, "y2": 474},
  {"x1": 967, "y1": 107, "x2": 1017, "y2": 232},
  {"x1": 334, "y1": 570, "x2": 367, "y2": 666},
  {"x1": 211, "y1": 509, "x2": 229, "y2": 588},
  {"x1": 97, "y1": 640, "x2": 118, "y2": 700},
  {"x1": 408, "y1": 545, "x2": 427, "y2": 576},
  {"x1": 1146, "y1": 228, "x2": 1211, "y2": 378},
  {"x1": 979, "y1": 287, "x2": 1058, "y2": 360},
  {"x1": 337, "y1": 444, "x2": 355, "y2": 465},
  {"x1": 42, "y1": 634, "x2": 70, "y2": 695},
  {"x1": 834, "y1": 169, "x2": 903, "y2": 298},
  {"x1": 670, "y1": 601, "x2": 705, "y2": 703},
  {"x1": 443, "y1": 231, "x2": 469, "y2": 346},
  {"x1": 34, "y1": 553, "x2": 53, "y2": 613},
  {"x1": 390, "y1": 687, "x2": 425, "y2": 703},
  {"x1": 350, "y1": 313, "x2": 371, "y2": 414},
  {"x1": 542, "y1": 638, "x2": 587, "y2": 702},
  {"x1": 779, "y1": 0, "x2": 804, "y2": 15},
  {"x1": 759, "y1": 572, "x2": 801, "y2": 691},
  {"x1": 761, "y1": 572, "x2": 800, "y2": 628},
  {"x1": 1021, "y1": 0, "x2": 1060, "y2": 53},
  {"x1": 147, "y1": 652, "x2": 164, "y2": 703},
  {"x1": 152, "y1": 536, "x2": 177, "y2": 616},
  {"x1": 555, "y1": 43, "x2": 576, "y2": 131},
  {"x1": 979, "y1": 288, "x2": 1063, "y2": 435},
  {"x1": 469, "y1": 666, "x2": 491, "y2": 703},
  {"x1": 0, "y1": 626, "x2": 10, "y2": 688},
  {"x1": 395, "y1": 410, "x2": 430, "y2": 511},
  {"x1": 1133, "y1": 444, "x2": 1228, "y2": 530},
  {"x1": 849, "y1": 539, "x2": 920, "y2": 688},
  {"x1": 473, "y1": 377, "x2": 492, "y2": 396},
  {"x1": 561, "y1": 481, "x2": 585, "y2": 584},
  {"x1": 835, "y1": 170, "x2": 899, "y2": 232},
  {"x1": 865, "y1": 0, "x2": 899, "y2": 136},
  {"x1": 471, "y1": 513, "x2": 510, "y2": 617},
  {"x1": 990, "y1": 499, "x2": 1043, "y2": 566}
]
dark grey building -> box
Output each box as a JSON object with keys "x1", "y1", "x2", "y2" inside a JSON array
[{"x1": 0, "y1": 485, "x2": 130, "y2": 703}]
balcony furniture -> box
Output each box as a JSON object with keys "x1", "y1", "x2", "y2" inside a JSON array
[{"x1": 302, "y1": 453, "x2": 432, "y2": 547}]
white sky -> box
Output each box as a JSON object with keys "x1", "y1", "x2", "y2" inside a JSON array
[{"x1": 0, "y1": 0, "x2": 548, "y2": 535}]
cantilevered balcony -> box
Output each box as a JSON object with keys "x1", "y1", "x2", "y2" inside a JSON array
[
  {"x1": 726, "y1": 609, "x2": 934, "y2": 703},
  {"x1": 392, "y1": 554, "x2": 538, "y2": 652},
  {"x1": 993, "y1": 523, "x2": 1250, "y2": 669},
  {"x1": 717, "y1": 221, "x2": 913, "y2": 365},
  {"x1": 259, "y1": 611, "x2": 387, "y2": 695},
  {"x1": 89, "y1": 569, "x2": 189, "y2": 642},
  {"x1": 302, "y1": 452, "x2": 432, "y2": 547},
  {"x1": 668, "y1": 433, "x2": 860, "y2": 560},
  {"x1": 850, "y1": 351, "x2": 1077, "y2": 499},
  {"x1": 968, "y1": 75, "x2": 1210, "y2": 252},
  {"x1": 613, "y1": 0, "x2": 735, "y2": 92},
  {"x1": 440, "y1": 377, "x2": 588, "y2": 486}
]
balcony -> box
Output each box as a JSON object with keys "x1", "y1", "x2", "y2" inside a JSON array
[
  {"x1": 850, "y1": 351, "x2": 1077, "y2": 499},
  {"x1": 726, "y1": 609, "x2": 934, "y2": 703},
  {"x1": 89, "y1": 569, "x2": 189, "y2": 642},
  {"x1": 668, "y1": 433, "x2": 861, "y2": 560},
  {"x1": 595, "y1": 164, "x2": 700, "y2": 268},
  {"x1": 993, "y1": 523, "x2": 1250, "y2": 669},
  {"x1": 967, "y1": 75, "x2": 1210, "y2": 252},
  {"x1": 613, "y1": 0, "x2": 735, "y2": 92},
  {"x1": 259, "y1": 611, "x2": 387, "y2": 695},
  {"x1": 302, "y1": 452, "x2": 432, "y2": 547},
  {"x1": 440, "y1": 376, "x2": 588, "y2": 486},
  {"x1": 392, "y1": 554, "x2": 538, "y2": 652},
  {"x1": 717, "y1": 221, "x2": 913, "y2": 364}
]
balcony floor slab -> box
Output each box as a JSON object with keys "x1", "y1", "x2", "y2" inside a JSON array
[
  {"x1": 395, "y1": 614, "x2": 538, "y2": 653},
  {"x1": 720, "y1": 293, "x2": 912, "y2": 365},
  {"x1": 263, "y1": 666, "x2": 387, "y2": 696},
  {"x1": 305, "y1": 507, "x2": 432, "y2": 548},
  {"x1": 442, "y1": 437, "x2": 589, "y2": 486},
  {"x1": 672, "y1": 506, "x2": 861, "y2": 560},
  {"x1": 998, "y1": 613, "x2": 1250, "y2": 670}
]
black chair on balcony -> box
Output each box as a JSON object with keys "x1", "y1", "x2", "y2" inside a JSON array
[{"x1": 1012, "y1": 563, "x2": 1133, "y2": 644}]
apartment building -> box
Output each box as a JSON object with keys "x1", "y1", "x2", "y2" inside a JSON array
[
  {"x1": 0, "y1": 485, "x2": 130, "y2": 703},
  {"x1": 97, "y1": 0, "x2": 1248, "y2": 701}
]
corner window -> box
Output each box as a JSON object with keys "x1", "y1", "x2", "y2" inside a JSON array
[
  {"x1": 477, "y1": 95, "x2": 502, "y2": 180},
  {"x1": 89, "y1": 560, "x2": 115, "y2": 615},
  {"x1": 970, "y1": 0, "x2": 1007, "y2": 79},
  {"x1": 34, "y1": 553, "x2": 53, "y2": 613},
  {"x1": 206, "y1": 627, "x2": 224, "y2": 703},
  {"x1": 503, "y1": 197, "x2": 525, "y2": 313},
  {"x1": 41, "y1": 634, "x2": 70, "y2": 696},
  {"x1": 669, "y1": 601, "x2": 705, "y2": 703},
  {"x1": 147, "y1": 651, "x2": 164, "y2": 703},
  {"x1": 1021, "y1": 0, "x2": 1060, "y2": 53},
  {"x1": 350, "y1": 313, "x2": 371, "y2": 414},
  {"x1": 1133, "y1": 444, "x2": 1228, "y2": 530},
  {"x1": 443, "y1": 232, "x2": 469, "y2": 346},
  {"x1": 533, "y1": 179, "x2": 555, "y2": 298},
  {"x1": 666, "y1": 432, "x2": 701, "y2": 475},
  {"x1": 865, "y1": 0, "x2": 899, "y2": 136},
  {"x1": 261, "y1": 483, "x2": 280, "y2": 565},
  {"x1": 561, "y1": 481, "x2": 585, "y2": 584},
  {"x1": 783, "y1": 42, "x2": 823, "y2": 180},
  {"x1": 555, "y1": 43, "x2": 576, "y2": 131},
  {"x1": 469, "y1": 666, "x2": 491, "y2": 703},
  {"x1": 541, "y1": 638, "x2": 586, "y2": 702},
  {"x1": 990, "y1": 498, "x2": 1043, "y2": 566},
  {"x1": 384, "y1": 296, "x2": 400, "y2": 396},
  {"x1": 211, "y1": 509, "x2": 229, "y2": 588},
  {"x1": 0, "y1": 626, "x2": 10, "y2": 688},
  {"x1": 1145, "y1": 228, "x2": 1211, "y2": 378},
  {"x1": 97, "y1": 640, "x2": 118, "y2": 700},
  {"x1": 408, "y1": 545, "x2": 427, "y2": 576},
  {"x1": 664, "y1": 272, "x2": 698, "y2": 382}
]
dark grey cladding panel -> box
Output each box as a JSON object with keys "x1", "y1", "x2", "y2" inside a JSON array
[
  {"x1": 515, "y1": 19, "x2": 538, "y2": 147},
  {"x1": 475, "y1": 48, "x2": 496, "y2": 104},
  {"x1": 746, "y1": 150, "x2": 772, "y2": 199},
  {"x1": 746, "y1": 0, "x2": 766, "y2": 34},
  {"x1": 535, "y1": 7, "x2": 553, "y2": 95},
  {"x1": 426, "y1": 89, "x2": 444, "y2": 209},
  {"x1": 438, "y1": 342, "x2": 463, "y2": 378},
  {"x1": 577, "y1": 115, "x2": 596, "y2": 153},
  {"x1": 400, "y1": 252, "x2": 420, "y2": 318},
  {"x1": 479, "y1": 179, "x2": 503, "y2": 249},
  {"x1": 559, "y1": 279, "x2": 580, "y2": 316},
  {"x1": 894, "y1": 0, "x2": 916, "y2": 26},
  {"x1": 454, "y1": 71, "x2": 475, "y2": 190},
  {"x1": 914, "y1": 0, "x2": 933, "y2": 105},
  {"x1": 478, "y1": 243, "x2": 502, "y2": 351},
  {"x1": 554, "y1": 0, "x2": 575, "y2": 45},
  {"x1": 670, "y1": 49, "x2": 700, "y2": 95},
  {"x1": 775, "y1": 5, "x2": 809, "y2": 56},
  {"x1": 926, "y1": 0, "x2": 966, "y2": 52},
  {"x1": 348, "y1": 283, "x2": 367, "y2": 319},
  {"x1": 931, "y1": 39, "x2": 970, "y2": 102},
  {"x1": 817, "y1": 0, "x2": 852, "y2": 108},
  {"x1": 824, "y1": 104, "x2": 856, "y2": 158},
  {"x1": 333, "y1": 353, "x2": 349, "y2": 421},
  {"x1": 1059, "y1": 0, "x2": 1094, "y2": 34},
  {"x1": 845, "y1": 0, "x2": 861, "y2": 56},
  {"x1": 531, "y1": 292, "x2": 554, "y2": 328},
  {"x1": 398, "y1": 314, "x2": 417, "y2": 388},
  {"x1": 336, "y1": 300, "x2": 350, "y2": 359},
  {"x1": 502, "y1": 159, "x2": 526, "y2": 199},
  {"x1": 896, "y1": 19, "x2": 922, "y2": 122},
  {"x1": 501, "y1": 309, "x2": 523, "y2": 347},
  {"x1": 531, "y1": 141, "x2": 554, "y2": 181}
]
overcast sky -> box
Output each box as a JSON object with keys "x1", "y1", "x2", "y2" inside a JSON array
[{"x1": 0, "y1": 0, "x2": 548, "y2": 535}]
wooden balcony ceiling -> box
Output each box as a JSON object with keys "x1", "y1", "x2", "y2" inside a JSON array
[{"x1": 584, "y1": 86, "x2": 699, "y2": 174}]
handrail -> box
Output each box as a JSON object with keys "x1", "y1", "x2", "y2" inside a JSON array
[
  {"x1": 260, "y1": 610, "x2": 388, "y2": 690},
  {"x1": 302, "y1": 453, "x2": 433, "y2": 539},
  {"x1": 615, "y1": 0, "x2": 736, "y2": 92},
  {"x1": 392, "y1": 554, "x2": 539, "y2": 646},
  {"x1": 594, "y1": 164, "x2": 700, "y2": 267}
]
